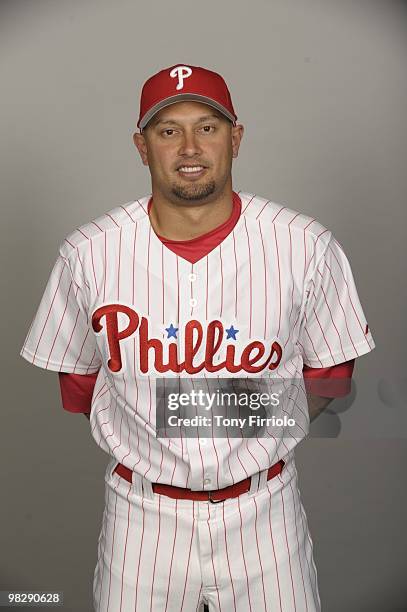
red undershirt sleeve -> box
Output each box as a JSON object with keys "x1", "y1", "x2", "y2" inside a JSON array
[
  {"x1": 58, "y1": 371, "x2": 99, "y2": 413},
  {"x1": 302, "y1": 359, "x2": 355, "y2": 397}
]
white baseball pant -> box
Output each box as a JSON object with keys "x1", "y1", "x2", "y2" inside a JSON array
[{"x1": 93, "y1": 451, "x2": 321, "y2": 611}]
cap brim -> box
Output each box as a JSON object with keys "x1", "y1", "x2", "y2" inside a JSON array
[{"x1": 139, "y1": 93, "x2": 236, "y2": 129}]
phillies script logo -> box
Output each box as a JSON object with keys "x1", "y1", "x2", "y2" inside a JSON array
[{"x1": 92, "y1": 304, "x2": 283, "y2": 375}]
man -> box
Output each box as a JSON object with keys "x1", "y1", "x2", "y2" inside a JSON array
[{"x1": 20, "y1": 64, "x2": 375, "y2": 611}]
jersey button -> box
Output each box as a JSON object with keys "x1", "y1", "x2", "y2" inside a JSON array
[
  {"x1": 188, "y1": 273, "x2": 197, "y2": 282},
  {"x1": 203, "y1": 478, "x2": 211, "y2": 486},
  {"x1": 189, "y1": 298, "x2": 197, "y2": 307},
  {"x1": 199, "y1": 438, "x2": 207, "y2": 446}
]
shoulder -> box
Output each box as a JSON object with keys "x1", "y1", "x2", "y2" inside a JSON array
[
  {"x1": 58, "y1": 196, "x2": 150, "y2": 260},
  {"x1": 238, "y1": 191, "x2": 333, "y2": 252}
]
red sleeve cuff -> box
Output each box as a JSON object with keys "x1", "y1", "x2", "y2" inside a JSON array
[
  {"x1": 58, "y1": 372, "x2": 99, "y2": 413},
  {"x1": 302, "y1": 359, "x2": 355, "y2": 397}
]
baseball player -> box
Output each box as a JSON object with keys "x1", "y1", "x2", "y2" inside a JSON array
[{"x1": 20, "y1": 64, "x2": 375, "y2": 612}]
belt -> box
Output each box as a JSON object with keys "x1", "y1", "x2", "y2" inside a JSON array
[{"x1": 113, "y1": 459, "x2": 285, "y2": 503}]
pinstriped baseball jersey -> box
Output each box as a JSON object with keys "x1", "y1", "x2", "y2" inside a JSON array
[{"x1": 20, "y1": 191, "x2": 375, "y2": 490}]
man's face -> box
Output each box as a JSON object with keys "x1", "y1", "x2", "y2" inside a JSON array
[{"x1": 133, "y1": 101, "x2": 243, "y2": 204}]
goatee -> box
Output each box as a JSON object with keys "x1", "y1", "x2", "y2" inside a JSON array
[{"x1": 171, "y1": 181, "x2": 216, "y2": 202}]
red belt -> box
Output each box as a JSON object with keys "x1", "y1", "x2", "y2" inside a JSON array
[{"x1": 113, "y1": 459, "x2": 285, "y2": 503}]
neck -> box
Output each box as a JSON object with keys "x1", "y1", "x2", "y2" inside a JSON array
[{"x1": 149, "y1": 182, "x2": 234, "y2": 241}]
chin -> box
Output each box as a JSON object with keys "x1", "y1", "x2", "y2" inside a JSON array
[{"x1": 170, "y1": 181, "x2": 216, "y2": 202}]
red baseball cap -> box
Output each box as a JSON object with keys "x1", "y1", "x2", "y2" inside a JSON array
[{"x1": 137, "y1": 64, "x2": 237, "y2": 130}]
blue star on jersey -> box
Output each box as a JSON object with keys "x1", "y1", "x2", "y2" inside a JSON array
[
  {"x1": 165, "y1": 323, "x2": 179, "y2": 339},
  {"x1": 225, "y1": 325, "x2": 239, "y2": 340}
]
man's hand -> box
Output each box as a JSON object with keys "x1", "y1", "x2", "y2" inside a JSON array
[
  {"x1": 83, "y1": 412, "x2": 91, "y2": 420},
  {"x1": 307, "y1": 394, "x2": 334, "y2": 422}
]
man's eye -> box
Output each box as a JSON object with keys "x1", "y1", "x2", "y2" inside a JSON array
[
  {"x1": 162, "y1": 129, "x2": 176, "y2": 136},
  {"x1": 200, "y1": 125, "x2": 215, "y2": 133}
]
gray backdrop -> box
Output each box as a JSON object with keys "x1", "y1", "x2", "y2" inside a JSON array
[{"x1": 1, "y1": 0, "x2": 406, "y2": 610}]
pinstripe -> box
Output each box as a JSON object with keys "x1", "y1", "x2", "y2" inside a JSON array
[
  {"x1": 273, "y1": 223, "x2": 282, "y2": 337},
  {"x1": 111, "y1": 375, "x2": 126, "y2": 457},
  {"x1": 120, "y1": 205, "x2": 136, "y2": 223},
  {"x1": 147, "y1": 224, "x2": 151, "y2": 315},
  {"x1": 32, "y1": 257, "x2": 68, "y2": 360},
  {"x1": 142, "y1": 377, "x2": 154, "y2": 480},
  {"x1": 91, "y1": 221, "x2": 104, "y2": 234},
  {"x1": 86, "y1": 348, "x2": 99, "y2": 373},
  {"x1": 279, "y1": 479, "x2": 298, "y2": 610},
  {"x1": 314, "y1": 277, "x2": 347, "y2": 360},
  {"x1": 219, "y1": 244, "x2": 224, "y2": 318},
  {"x1": 252, "y1": 496, "x2": 268, "y2": 611},
  {"x1": 237, "y1": 495, "x2": 253, "y2": 612},
  {"x1": 149, "y1": 494, "x2": 162, "y2": 611},
  {"x1": 134, "y1": 496, "x2": 146, "y2": 612},
  {"x1": 232, "y1": 231, "x2": 238, "y2": 320},
  {"x1": 162, "y1": 243, "x2": 165, "y2": 324},
  {"x1": 271, "y1": 206, "x2": 285, "y2": 223},
  {"x1": 164, "y1": 498, "x2": 178, "y2": 612},
  {"x1": 131, "y1": 338, "x2": 141, "y2": 470},
  {"x1": 76, "y1": 227, "x2": 99, "y2": 293},
  {"x1": 327, "y1": 243, "x2": 375, "y2": 349},
  {"x1": 190, "y1": 263, "x2": 194, "y2": 317},
  {"x1": 45, "y1": 278, "x2": 74, "y2": 367},
  {"x1": 218, "y1": 374, "x2": 235, "y2": 485},
  {"x1": 304, "y1": 228, "x2": 330, "y2": 277},
  {"x1": 117, "y1": 227, "x2": 122, "y2": 301},
  {"x1": 323, "y1": 259, "x2": 359, "y2": 352},
  {"x1": 288, "y1": 476, "x2": 309, "y2": 611},
  {"x1": 132, "y1": 224, "x2": 137, "y2": 305},
  {"x1": 267, "y1": 482, "x2": 283, "y2": 612},
  {"x1": 97, "y1": 398, "x2": 114, "y2": 444},
  {"x1": 60, "y1": 305, "x2": 81, "y2": 368},
  {"x1": 94, "y1": 481, "x2": 110, "y2": 611},
  {"x1": 243, "y1": 217, "x2": 253, "y2": 337},
  {"x1": 287, "y1": 215, "x2": 301, "y2": 330},
  {"x1": 255, "y1": 199, "x2": 271, "y2": 220},
  {"x1": 241, "y1": 194, "x2": 255, "y2": 214},
  {"x1": 176, "y1": 256, "x2": 180, "y2": 327},
  {"x1": 63, "y1": 239, "x2": 91, "y2": 291},
  {"x1": 106, "y1": 480, "x2": 119, "y2": 611},
  {"x1": 259, "y1": 220, "x2": 268, "y2": 339},
  {"x1": 303, "y1": 315, "x2": 324, "y2": 367},
  {"x1": 221, "y1": 503, "x2": 237, "y2": 611},
  {"x1": 72, "y1": 328, "x2": 92, "y2": 371},
  {"x1": 206, "y1": 509, "x2": 222, "y2": 611},
  {"x1": 104, "y1": 212, "x2": 120, "y2": 228},
  {"x1": 179, "y1": 508, "x2": 196, "y2": 612},
  {"x1": 119, "y1": 378, "x2": 132, "y2": 464},
  {"x1": 311, "y1": 298, "x2": 336, "y2": 362},
  {"x1": 90, "y1": 237, "x2": 99, "y2": 295},
  {"x1": 195, "y1": 586, "x2": 204, "y2": 612}
]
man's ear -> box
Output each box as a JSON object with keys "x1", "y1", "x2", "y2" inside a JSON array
[
  {"x1": 231, "y1": 123, "x2": 244, "y2": 159},
  {"x1": 133, "y1": 131, "x2": 149, "y2": 166}
]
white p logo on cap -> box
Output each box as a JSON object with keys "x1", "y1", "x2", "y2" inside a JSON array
[{"x1": 169, "y1": 65, "x2": 193, "y2": 90}]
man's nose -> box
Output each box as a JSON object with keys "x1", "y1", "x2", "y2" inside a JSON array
[{"x1": 178, "y1": 131, "x2": 202, "y2": 156}]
